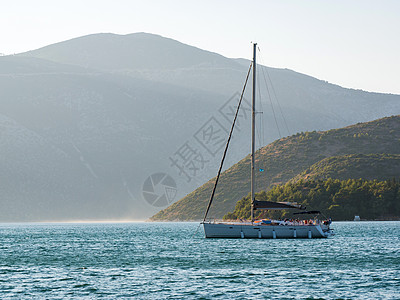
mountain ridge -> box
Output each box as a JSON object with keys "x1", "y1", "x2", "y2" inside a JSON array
[{"x1": 19, "y1": 32, "x2": 241, "y2": 71}]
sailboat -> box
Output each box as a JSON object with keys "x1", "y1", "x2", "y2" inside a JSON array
[{"x1": 201, "y1": 43, "x2": 334, "y2": 239}]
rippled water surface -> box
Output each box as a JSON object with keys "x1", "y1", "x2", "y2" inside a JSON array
[{"x1": 0, "y1": 222, "x2": 399, "y2": 299}]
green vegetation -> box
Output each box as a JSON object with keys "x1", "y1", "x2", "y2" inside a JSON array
[
  {"x1": 223, "y1": 178, "x2": 400, "y2": 221},
  {"x1": 291, "y1": 153, "x2": 400, "y2": 182},
  {"x1": 150, "y1": 116, "x2": 400, "y2": 221}
]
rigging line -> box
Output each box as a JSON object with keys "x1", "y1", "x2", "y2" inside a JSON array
[
  {"x1": 258, "y1": 48, "x2": 291, "y2": 136},
  {"x1": 261, "y1": 104, "x2": 265, "y2": 147},
  {"x1": 255, "y1": 67, "x2": 266, "y2": 193},
  {"x1": 259, "y1": 60, "x2": 281, "y2": 138},
  {"x1": 257, "y1": 67, "x2": 263, "y2": 150},
  {"x1": 256, "y1": 69, "x2": 262, "y2": 193},
  {"x1": 202, "y1": 62, "x2": 253, "y2": 223},
  {"x1": 257, "y1": 47, "x2": 281, "y2": 138},
  {"x1": 191, "y1": 222, "x2": 202, "y2": 239},
  {"x1": 265, "y1": 66, "x2": 291, "y2": 136},
  {"x1": 255, "y1": 48, "x2": 266, "y2": 148},
  {"x1": 256, "y1": 49, "x2": 266, "y2": 146}
]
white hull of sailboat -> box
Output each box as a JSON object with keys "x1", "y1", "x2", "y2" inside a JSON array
[{"x1": 203, "y1": 222, "x2": 333, "y2": 239}]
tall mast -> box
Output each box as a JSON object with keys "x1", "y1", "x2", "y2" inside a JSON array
[{"x1": 251, "y1": 43, "x2": 257, "y2": 223}]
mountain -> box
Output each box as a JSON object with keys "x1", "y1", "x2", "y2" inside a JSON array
[
  {"x1": 18, "y1": 33, "x2": 245, "y2": 95},
  {"x1": 1, "y1": 32, "x2": 400, "y2": 221},
  {"x1": 19, "y1": 32, "x2": 237, "y2": 71},
  {"x1": 150, "y1": 116, "x2": 400, "y2": 221},
  {"x1": 0, "y1": 55, "x2": 221, "y2": 221}
]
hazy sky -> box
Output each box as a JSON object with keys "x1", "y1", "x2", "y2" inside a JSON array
[{"x1": 2, "y1": 0, "x2": 399, "y2": 94}]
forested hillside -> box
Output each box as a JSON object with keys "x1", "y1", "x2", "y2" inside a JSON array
[{"x1": 223, "y1": 179, "x2": 400, "y2": 221}]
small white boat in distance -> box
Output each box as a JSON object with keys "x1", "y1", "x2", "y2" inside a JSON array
[
  {"x1": 354, "y1": 215, "x2": 361, "y2": 221},
  {"x1": 201, "y1": 43, "x2": 334, "y2": 239}
]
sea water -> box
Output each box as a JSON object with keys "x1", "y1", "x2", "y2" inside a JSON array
[{"x1": 0, "y1": 221, "x2": 399, "y2": 299}]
